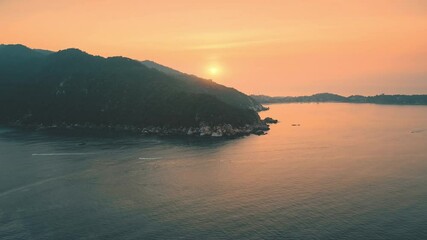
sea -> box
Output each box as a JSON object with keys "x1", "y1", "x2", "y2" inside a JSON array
[{"x1": 1, "y1": 103, "x2": 427, "y2": 239}]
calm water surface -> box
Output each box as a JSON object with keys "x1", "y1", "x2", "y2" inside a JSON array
[{"x1": 1, "y1": 103, "x2": 427, "y2": 239}]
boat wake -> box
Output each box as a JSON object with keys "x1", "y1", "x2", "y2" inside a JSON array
[
  {"x1": 139, "y1": 157, "x2": 162, "y2": 160},
  {"x1": 32, "y1": 152, "x2": 100, "y2": 156}
]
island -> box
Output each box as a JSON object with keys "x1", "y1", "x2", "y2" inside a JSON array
[
  {"x1": 0, "y1": 44, "x2": 273, "y2": 137},
  {"x1": 251, "y1": 93, "x2": 427, "y2": 105}
]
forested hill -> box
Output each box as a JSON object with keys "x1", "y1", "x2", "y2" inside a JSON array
[
  {"x1": 140, "y1": 60, "x2": 264, "y2": 111},
  {"x1": 252, "y1": 93, "x2": 427, "y2": 105},
  {"x1": 0, "y1": 44, "x2": 263, "y2": 131}
]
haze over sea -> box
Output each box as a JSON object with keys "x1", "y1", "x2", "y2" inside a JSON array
[{"x1": 1, "y1": 103, "x2": 427, "y2": 239}]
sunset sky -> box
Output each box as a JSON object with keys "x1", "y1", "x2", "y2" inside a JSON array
[{"x1": 1, "y1": 0, "x2": 426, "y2": 96}]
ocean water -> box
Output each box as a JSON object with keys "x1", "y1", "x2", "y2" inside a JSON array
[{"x1": 1, "y1": 103, "x2": 427, "y2": 240}]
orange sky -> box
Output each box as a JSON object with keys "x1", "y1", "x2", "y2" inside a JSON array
[{"x1": 1, "y1": 0, "x2": 427, "y2": 96}]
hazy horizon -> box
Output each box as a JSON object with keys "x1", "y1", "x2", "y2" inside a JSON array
[{"x1": 2, "y1": 0, "x2": 426, "y2": 96}]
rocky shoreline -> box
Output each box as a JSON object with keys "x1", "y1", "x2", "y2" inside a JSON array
[{"x1": 8, "y1": 117, "x2": 278, "y2": 138}]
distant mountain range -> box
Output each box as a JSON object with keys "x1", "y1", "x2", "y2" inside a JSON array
[
  {"x1": 251, "y1": 93, "x2": 427, "y2": 105},
  {"x1": 0, "y1": 44, "x2": 268, "y2": 137}
]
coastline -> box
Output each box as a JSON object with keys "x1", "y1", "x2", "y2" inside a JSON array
[{"x1": 5, "y1": 118, "x2": 277, "y2": 138}]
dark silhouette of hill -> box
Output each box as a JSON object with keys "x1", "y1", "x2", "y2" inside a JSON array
[
  {"x1": 141, "y1": 60, "x2": 186, "y2": 77},
  {"x1": 251, "y1": 93, "x2": 427, "y2": 105},
  {"x1": 141, "y1": 60, "x2": 264, "y2": 111},
  {"x1": 0, "y1": 44, "x2": 263, "y2": 131}
]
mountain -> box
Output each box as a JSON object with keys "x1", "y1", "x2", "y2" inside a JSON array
[
  {"x1": 141, "y1": 60, "x2": 186, "y2": 78},
  {"x1": 141, "y1": 60, "x2": 265, "y2": 111},
  {"x1": 251, "y1": 93, "x2": 427, "y2": 105},
  {"x1": 0, "y1": 44, "x2": 269, "y2": 136}
]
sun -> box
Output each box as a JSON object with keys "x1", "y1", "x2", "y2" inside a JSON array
[{"x1": 207, "y1": 65, "x2": 221, "y2": 76}]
